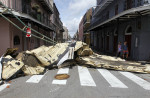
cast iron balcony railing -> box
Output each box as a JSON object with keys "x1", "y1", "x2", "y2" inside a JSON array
[
  {"x1": 93, "y1": 0, "x2": 114, "y2": 17},
  {"x1": 37, "y1": 0, "x2": 53, "y2": 14}
]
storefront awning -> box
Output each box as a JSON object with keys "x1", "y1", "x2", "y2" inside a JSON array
[{"x1": 89, "y1": 4, "x2": 150, "y2": 31}]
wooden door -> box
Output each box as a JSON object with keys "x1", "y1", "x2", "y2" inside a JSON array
[
  {"x1": 101, "y1": 36, "x2": 103, "y2": 49},
  {"x1": 113, "y1": 36, "x2": 118, "y2": 52},
  {"x1": 127, "y1": 0, "x2": 132, "y2": 9},
  {"x1": 125, "y1": 35, "x2": 132, "y2": 56},
  {"x1": 106, "y1": 36, "x2": 109, "y2": 51}
]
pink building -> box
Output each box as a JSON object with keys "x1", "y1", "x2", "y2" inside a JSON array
[
  {"x1": 0, "y1": 0, "x2": 54, "y2": 56},
  {"x1": 78, "y1": 17, "x2": 84, "y2": 41}
]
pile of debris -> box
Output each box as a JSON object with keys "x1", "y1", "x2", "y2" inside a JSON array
[
  {"x1": 74, "y1": 41, "x2": 93, "y2": 56},
  {"x1": 75, "y1": 49, "x2": 150, "y2": 74},
  {"x1": 1, "y1": 41, "x2": 150, "y2": 82},
  {"x1": 1, "y1": 43, "x2": 69, "y2": 80}
]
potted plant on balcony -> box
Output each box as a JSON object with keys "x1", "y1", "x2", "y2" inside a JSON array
[
  {"x1": 37, "y1": 9, "x2": 42, "y2": 14},
  {"x1": 32, "y1": 4, "x2": 40, "y2": 10}
]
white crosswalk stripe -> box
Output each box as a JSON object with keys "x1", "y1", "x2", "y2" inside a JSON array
[
  {"x1": 78, "y1": 66, "x2": 96, "y2": 87},
  {"x1": 120, "y1": 72, "x2": 150, "y2": 90},
  {"x1": 26, "y1": 75, "x2": 45, "y2": 83},
  {"x1": 26, "y1": 71, "x2": 48, "y2": 83},
  {"x1": 52, "y1": 68, "x2": 69, "y2": 85},
  {"x1": 2, "y1": 67, "x2": 150, "y2": 93},
  {"x1": 0, "y1": 84, "x2": 10, "y2": 92},
  {"x1": 57, "y1": 68, "x2": 69, "y2": 74},
  {"x1": 97, "y1": 69, "x2": 128, "y2": 88}
]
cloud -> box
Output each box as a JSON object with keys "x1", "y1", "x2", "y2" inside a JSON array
[
  {"x1": 54, "y1": 0, "x2": 96, "y2": 37},
  {"x1": 68, "y1": 0, "x2": 96, "y2": 16},
  {"x1": 64, "y1": 17, "x2": 82, "y2": 37}
]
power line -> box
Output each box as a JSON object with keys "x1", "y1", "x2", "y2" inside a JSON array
[{"x1": 0, "y1": 1, "x2": 57, "y2": 44}]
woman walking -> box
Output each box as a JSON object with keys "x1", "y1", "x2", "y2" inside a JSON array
[
  {"x1": 122, "y1": 41, "x2": 129, "y2": 59},
  {"x1": 116, "y1": 42, "x2": 122, "y2": 58}
]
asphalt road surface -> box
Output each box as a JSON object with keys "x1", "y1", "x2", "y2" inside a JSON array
[{"x1": 0, "y1": 65, "x2": 150, "y2": 98}]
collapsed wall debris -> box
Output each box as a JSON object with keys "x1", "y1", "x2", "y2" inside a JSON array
[
  {"x1": 75, "y1": 53, "x2": 150, "y2": 74},
  {"x1": 0, "y1": 41, "x2": 150, "y2": 82},
  {"x1": 0, "y1": 43, "x2": 69, "y2": 80},
  {"x1": 75, "y1": 41, "x2": 93, "y2": 56},
  {"x1": 2, "y1": 55, "x2": 24, "y2": 80}
]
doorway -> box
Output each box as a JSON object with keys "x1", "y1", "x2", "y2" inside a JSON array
[
  {"x1": 113, "y1": 29, "x2": 118, "y2": 52},
  {"x1": 106, "y1": 35, "x2": 109, "y2": 51},
  {"x1": 127, "y1": 0, "x2": 132, "y2": 9},
  {"x1": 124, "y1": 25, "x2": 132, "y2": 56},
  {"x1": 101, "y1": 32, "x2": 104, "y2": 50}
]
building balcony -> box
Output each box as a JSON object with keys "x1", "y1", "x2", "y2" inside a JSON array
[
  {"x1": 84, "y1": 21, "x2": 90, "y2": 33},
  {"x1": 89, "y1": 4, "x2": 150, "y2": 31},
  {"x1": 37, "y1": 0, "x2": 53, "y2": 14},
  {"x1": 0, "y1": 0, "x2": 54, "y2": 31},
  {"x1": 93, "y1": 0, "x2": 114, "y2": 17}
]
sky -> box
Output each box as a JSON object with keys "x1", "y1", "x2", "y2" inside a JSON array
[{"x1": 54, "y1": 0, "x2": 96, "y2": 37}]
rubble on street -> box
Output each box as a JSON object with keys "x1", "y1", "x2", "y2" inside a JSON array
[
  {"x1": 0, "y1": 43, "x2": 69, "y2": 80},
  {"x1": 0, "y1": 41, "x2": 150, "y2": 82},
  {"x1": 76, "y1": 54, "x2": 150, "y2": 74}
]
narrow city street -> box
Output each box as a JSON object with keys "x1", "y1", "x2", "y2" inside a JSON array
[
  {"x1": 0, "y1": 66, "x2": 150, "y2": 98},
  {"x1": 1, "y1": 0, "x2": 150, "y2": 98}
]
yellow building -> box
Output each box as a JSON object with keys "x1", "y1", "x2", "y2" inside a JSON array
[{"x1": 83, "y1": 8, "x2": 93, "y2": 45}]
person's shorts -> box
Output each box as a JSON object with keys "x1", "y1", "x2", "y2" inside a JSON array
[{"x1": 123, "y1": 50, "x2": 128, "y2": 54}]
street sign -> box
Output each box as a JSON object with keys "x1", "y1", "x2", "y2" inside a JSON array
[{"x1": 26, "y1": 28, "x2": 31, "y2": 37}]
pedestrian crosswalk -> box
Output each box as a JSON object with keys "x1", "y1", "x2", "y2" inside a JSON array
[
  {"x1": 78, "y1": 66, "x2": 96, "y2": 86},
  {"x1": 1, "y1": 66, "x2": 150, "y2": 93},
  {"x1": 52, "y1": 68, "x2": 69, "y2": 85},
  {"x1": 26, "y1": 75, "x2": 45, "y2": 83},
  {"x1": 98, "y1": 69, "x2": 128, "y2": 88},
  {"x1": 0, "y1": 84, "x2": 10, "y2": 92},
  {"x1": 120, "y1": 72, "x2": 150, "y2": 90}
]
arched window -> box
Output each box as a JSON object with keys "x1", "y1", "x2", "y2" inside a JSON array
[
  {"x1": 125, "y1": 25, "x2": 132, "y2": 35},
  {"x1": 114, "y1": 28, "x2": 118, "y2": 36},
  {"x1": 14, "y1": 36, "x2": 20, "y2": 45},
  {"x1": 107, "y1": 32, "x2": 110, "y2": 36},
  {"x1": 126, "y1": 26, "x2": 132, "y2": 33}
]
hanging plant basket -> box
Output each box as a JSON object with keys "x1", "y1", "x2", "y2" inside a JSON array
[
  {"x1": 32, "y1": 4, "x2": 40, "y2": 10},
  {"x1": 37, "y1": 9, "x2": 42, "y2": 14}
]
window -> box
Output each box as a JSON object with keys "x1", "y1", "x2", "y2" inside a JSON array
[
  {"x1": 137, "y1": 0, "x2": 142, "y2": 6},
  {"x1": 37, "y1": 13, "x2": 41, "y2": 21},
  {"x1": 137, "y1": 20, "x2": 141, "y2": 29},
  {"x1": 126, "y1": 27, "x2": 132, "y2": 33},
  {"x1": 43, "y1": 13, "x2": 45, "y2": 23},
  {"x1": 127, "y1": 0, "x2": 132, "y2": 9},
  {"x1": 14, "y1": 36, "x2": 20, "y2": 45},
  {"x1": 115, "y1": 4, "x2": 118, "y2": 15},
  {"x1": 114, "y1": 29, "x2": 118, "y2": 36},
  {"x1": 106, "y1": 11, "x2": 109, "y2": 19},
  {"x1": 107, "y1": 32, "x2": 110, "y2": 36},
  {"x1": 124, "y1": 0, "x2": 132, "y2": 10},
  {"x1": 132, "y1": 0, "x2": 135, "y2": 7},
  {"x1": 124, "y1": 0, "x2": 127, "y2": 10},
  {"x1": 125, "y1": 26, "x2": 132, "y2": 35}
]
